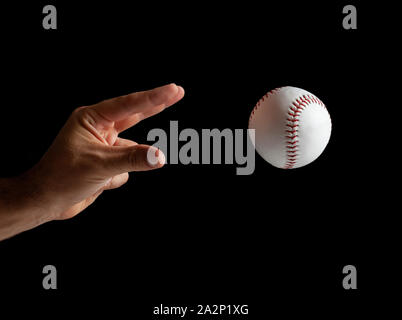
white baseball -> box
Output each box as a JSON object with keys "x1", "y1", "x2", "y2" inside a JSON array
[{"x1": 248, "y1": 86, "x2": 332, "y2": 169}]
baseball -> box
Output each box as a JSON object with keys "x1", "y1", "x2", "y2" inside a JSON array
[{"x1": 248, "y1": 86, "x2": 332, "y2": 169}]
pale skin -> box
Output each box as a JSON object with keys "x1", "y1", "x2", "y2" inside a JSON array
[{"x1": 0, "y1": 83, "x2": 185, "y2": 241}]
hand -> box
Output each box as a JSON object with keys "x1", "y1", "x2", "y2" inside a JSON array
[{"x1": 0, "y1": 83, "x2": 184, "y2": 240}]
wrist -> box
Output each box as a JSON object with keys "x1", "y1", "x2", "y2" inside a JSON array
[
  {"x1": 0, "y1": 167, "x2": 58, "y2": 240},
  {"x1": 18, "y1": 164, "x2": 62, "y2": 222}
]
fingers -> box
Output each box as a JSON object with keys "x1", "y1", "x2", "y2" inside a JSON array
[
  {"x1": 114, "y1": 85, "x2": 184, "y2": 132},
  {"x1": 113, "y1": 137, "x2": 138, "y2": 147},
  {"x1": 104, "y1": 172, "x2": 129, "y2": 190},
  {"x1": 56, "y1": 192, "x2": 103, "y2": 220},
  {"x1": 90, "y1": 83, "x2": 184, "y2": 125},
  {"x1": 103, "y1": 144, "x2": 166, "y2": 176},
  {"x1": 57, "y1": 172, "x2": 130, "y2": 220}
]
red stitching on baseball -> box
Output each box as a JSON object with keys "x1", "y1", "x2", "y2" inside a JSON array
[{"x1": 284, "y1": 92, "x2": 327, "y2": 169}]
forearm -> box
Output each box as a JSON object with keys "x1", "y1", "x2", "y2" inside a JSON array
[{"x1": 0, "y1": 170, "x2": 54, "y2": 241}]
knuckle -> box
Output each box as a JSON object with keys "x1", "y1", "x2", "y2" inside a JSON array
[
  {"x1": 119, "y1": 94, "x2": 136, "y2": 109},
  {"x1": 71, "y1": 106, "x2": 95, "y2": 126},
  {"x1": 128, "y1": 148, "x2": 142, "y2": 169},
  {"x1": 72, "y1": 106, "x2": 87, "y2": 118},
  {"x1": 128, "y1": 149, "x2": 138, "y2": 168},
  {"x1": 147, "y1": 90, "x2": 160, "y2": 106}
]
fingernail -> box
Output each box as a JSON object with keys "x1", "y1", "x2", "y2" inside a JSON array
[
  {"x1": 157, "y1": 148, "x2": 166, "y2": 165},
  {"x1": 147, "y1": 147, "x2": 165, "y2": 167}
]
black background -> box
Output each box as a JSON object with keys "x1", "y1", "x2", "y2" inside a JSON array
[{"x1": 0, "y1": 0, "x2": 398, "y2": 318}]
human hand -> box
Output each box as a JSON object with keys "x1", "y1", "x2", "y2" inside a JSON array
[
  {"x1": 38, "y1": 83, "x2": 184, "y2": 220},
  {"x1": 0, "y1": 83, "x2": 184, "y2": 240}
]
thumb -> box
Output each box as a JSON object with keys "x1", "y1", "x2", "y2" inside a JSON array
[{"x1": 105, "y1": 144, "x2": 166, "y2": 175}]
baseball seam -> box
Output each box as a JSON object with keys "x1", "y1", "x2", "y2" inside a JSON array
[{"x1": 284, "y1": 94, "x2": 327, "y2": 169}]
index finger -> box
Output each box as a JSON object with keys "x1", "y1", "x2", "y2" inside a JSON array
[{"x1": 91, "y1": 83, "x2": 181, "y2": 122}]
